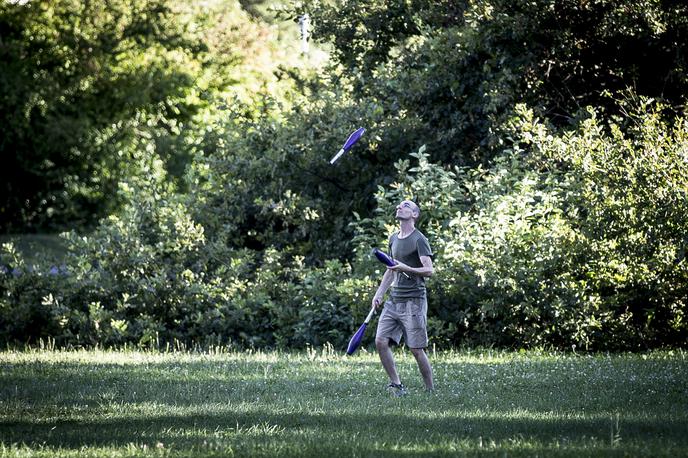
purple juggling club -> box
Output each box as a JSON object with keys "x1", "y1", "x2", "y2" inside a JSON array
[
  {"x1": 330, "y1": 127, "x2": 365, "y2": 164},
  {"x1": 373, "y1": 248, "x2": 410, "y2": 278},
  {"x1": 346, "y1": 306, "x2": 376, "y2": 355}
]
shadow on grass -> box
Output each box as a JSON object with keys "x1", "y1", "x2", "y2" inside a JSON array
[
  {"x1": 2, "y1": 407, "x2": 686, "y2": 450},
  {"x1": 1, "y1": 355, "x2": 687, "y2": 455}
]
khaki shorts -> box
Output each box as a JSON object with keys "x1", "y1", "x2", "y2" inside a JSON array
[{"x1": 375, "y1": 296, "x2": 428, "y2": 349}]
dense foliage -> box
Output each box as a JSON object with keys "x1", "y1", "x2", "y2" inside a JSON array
[
  {"x1": 1, "y1": 0, "x2": 687, "y2": 350},
  {"x1": 0, "y1": 0, "x2": 281, "y2": 232},
  {"x1": 298, "y1": 0, "x2": 688, "y2": 162}
]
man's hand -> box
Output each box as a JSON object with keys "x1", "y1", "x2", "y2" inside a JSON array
[
  {"x1": 372, "y1": 294, "x2": 383, "y2": 309},
  {"x1": 387, "y1": 257, "x2": 434, "y2": 278},
  {"x1": 387, "y1": 261, "x2": 410, "y2": 273}
]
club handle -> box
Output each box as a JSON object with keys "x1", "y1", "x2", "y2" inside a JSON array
[
  {"x1": 364, "y1": 306, "x2": 376, "y2": 324},
  {"x1": 329, "y1": 148, "x2": 345, "y2": 164}
]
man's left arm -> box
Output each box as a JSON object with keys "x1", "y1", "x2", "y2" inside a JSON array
[{"x1": 388, "y1": 255, "x2": 434, "y2": 277}]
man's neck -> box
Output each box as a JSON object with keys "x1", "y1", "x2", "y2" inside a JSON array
[{"x1": 398, "y1": 220, "x2": 415, "y2": 238}]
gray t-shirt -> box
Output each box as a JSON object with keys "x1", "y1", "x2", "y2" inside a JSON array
[{"x1": 389, "y1": 229, "x2": 433, "y2": 300}]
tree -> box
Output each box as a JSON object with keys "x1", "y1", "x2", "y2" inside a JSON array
[
  {"x1": 0, "y1": 0, "x2": 211, "y2": 232},
  {"x1": 293, "y1": 0, "x2": 688, "y2": 165}
]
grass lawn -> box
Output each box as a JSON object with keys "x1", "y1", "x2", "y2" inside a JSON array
[{"x1": 0, "y1": 347, "x2": 686, "y2": 457}]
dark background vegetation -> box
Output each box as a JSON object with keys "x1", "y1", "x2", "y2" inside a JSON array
[{"x1": 1, "y1": 0, "x2": 687, "y2": 351}]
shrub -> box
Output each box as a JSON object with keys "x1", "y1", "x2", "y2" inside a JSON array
[
  {"x1": 3, "y1": 101, "x2": 686, "y2": 351},
  {"x1": 351, "y1": 103, "x2": 688, "y2": 350}
]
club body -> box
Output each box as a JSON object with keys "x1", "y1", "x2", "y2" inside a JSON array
[
  {"x1": 346, "y1": 306, "x2": 376, "y2": 355},
  {"x1": 330, "y1": 127, "x2": 365, "y2": 164}
]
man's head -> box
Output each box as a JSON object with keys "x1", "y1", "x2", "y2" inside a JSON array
[{"x1": 395, "y1": 200, "x2": 420, "y2": 222}]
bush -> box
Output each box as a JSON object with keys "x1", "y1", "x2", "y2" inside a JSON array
[
  {"x1": 0, "y1": 184, "x2": 363, "y2": 350},
  {"x1": 2, "y1": 101, "x2": 686, "y2": 351},
  {"x1": 515, "y1": 102, "x2": 688, "y2": 349},
  {"x1": 351, "y1": 103, "x2": 688, "y2": 350}
]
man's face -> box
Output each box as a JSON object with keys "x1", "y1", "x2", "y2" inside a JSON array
[{"x1": 395, "y1": 200, "x2": 419, "y2": 221}]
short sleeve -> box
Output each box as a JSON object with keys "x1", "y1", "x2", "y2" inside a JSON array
[{"x1": 417, "y1": 234, "x2": 433, "y2": 258}]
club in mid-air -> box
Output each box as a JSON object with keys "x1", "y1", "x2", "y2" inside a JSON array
[
  {"x1": 373, "y1": 248, "x2": 410, "y2": 278},
  {"x1": 346, "y1": 305, "x2": 376, "y2": 355},
  {"x1": 329, "y1": 127, "x2": 365, "y2": 164}
]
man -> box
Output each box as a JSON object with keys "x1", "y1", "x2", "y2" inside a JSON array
[{"x1": 372, "y1": 199, "x2": 434, "y2": 396}]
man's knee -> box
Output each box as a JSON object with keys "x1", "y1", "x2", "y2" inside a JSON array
[
  {"x1": 375, "y1": 337, "x2": 390, "y2": 350},
  {"x1": 409, "y1": 347, "x2": 426, "y2": 358}
]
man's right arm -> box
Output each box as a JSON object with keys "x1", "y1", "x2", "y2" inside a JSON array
[{"x1": 372, "y1": 269, "x2": 394, "y2": 308}]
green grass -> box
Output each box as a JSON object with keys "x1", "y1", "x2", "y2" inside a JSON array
[{"x1": 1, "y1": 347, "x2": 686, "y2": 457}]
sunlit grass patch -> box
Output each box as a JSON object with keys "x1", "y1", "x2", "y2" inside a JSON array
[{"x1": 1, "y1": 348, "x2": 686, "y2": 457}]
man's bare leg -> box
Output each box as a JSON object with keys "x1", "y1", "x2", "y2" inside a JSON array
[
  {"x1": 376, "y1": 337, "x2": 401, "y2": 385},
  {"x1": 410, "y1": 347, "x2": 434, "y2": 390}
]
